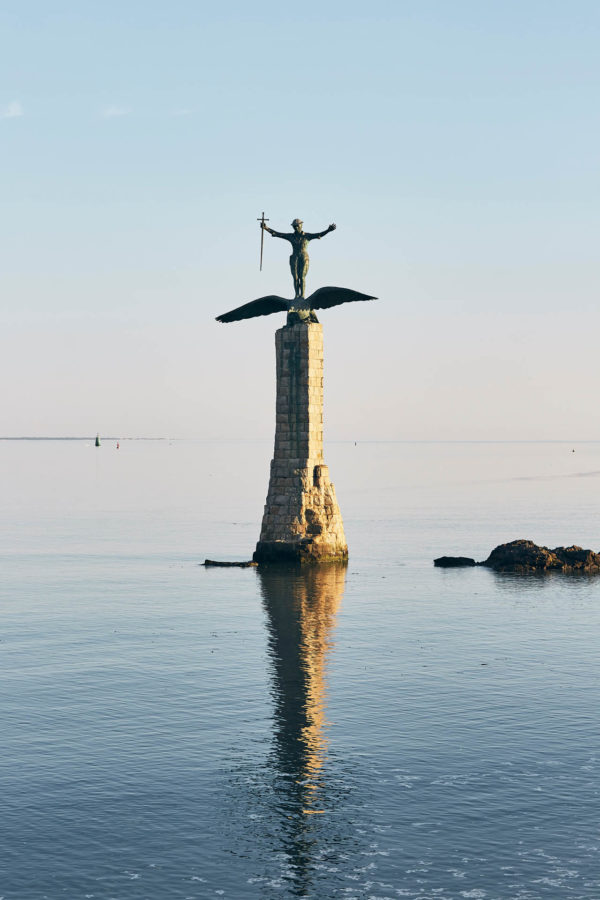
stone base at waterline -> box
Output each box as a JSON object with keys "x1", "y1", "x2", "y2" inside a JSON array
[
  {"x1": 253, "y1": 537, "x2": 349, "y2": 565},
  {"x1": 253, "y1": 460, "x2": 349, "y2": 564}
]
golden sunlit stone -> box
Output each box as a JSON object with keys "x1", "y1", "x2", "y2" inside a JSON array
[{"x1": 254, "y1": 322, "x2": 348, "y2": 563}]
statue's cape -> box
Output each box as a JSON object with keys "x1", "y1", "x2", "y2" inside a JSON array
[{"x1": 216, "y1": 287, "x2": 376, "y2": 323}]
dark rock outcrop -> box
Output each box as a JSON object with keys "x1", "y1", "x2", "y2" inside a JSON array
[
  {"x1": 554, "y1": 545, "x2": 600, "y2": 570},
  {"x1": 203, "y1": 560, "x2": 258, "y2": 568},
  {"x1": 434, "y1": 539, "x2": 600, "y2": 573},
  {"x1": 481, "y1": 539, "x2": 600, "y2": 573},
  {"x1": 434, "y1": 556, "x2": 476, "y2": 568}
]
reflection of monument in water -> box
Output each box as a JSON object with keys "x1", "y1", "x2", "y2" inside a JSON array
[
  {"x1": 259, "y1": 565, "x2": 346, "y2": 811},
  {"x1": 258, "y1": 564, "x2": 347, "y2": 888}
]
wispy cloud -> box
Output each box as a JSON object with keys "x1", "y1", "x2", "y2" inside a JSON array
[
  {"x1": 172, "y1": 107, "x2": 192, "y2": 117},
  {"x1": 101, "y1": 105, "x2": 130, "y2": 118},
  {"x1": 1, "y1": 100, "x2": 23, "y2": 119}
]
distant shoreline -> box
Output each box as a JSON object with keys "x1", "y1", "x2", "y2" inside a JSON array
[
  {"x1": 1, "y1": 438, "x2": 600, "y2": 444},
  {"x1": 0, "y1": 436, "x2": 164, "y2": 441}
]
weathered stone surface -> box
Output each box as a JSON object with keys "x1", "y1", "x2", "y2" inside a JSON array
[
  {"x1": 482, "y1": 539, "x2": 600, "y2": 573},
  {"x1": 254, "y1": 538, "x2": 347, "y2": 564},
  {"x1": 433, "y1": 539, "x2": 600, "y2": 573},
  {"x1": 434, "y1": 556, "x2": 477, "y2": 568},
  {"x1": 254, "y1": 322, "x2": 348, "y2": 565}
]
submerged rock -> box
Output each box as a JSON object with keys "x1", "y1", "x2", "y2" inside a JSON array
[
  {"x1": 434, "y1": 556, "x2": 476, "y2": 568},
  {"x1": 202, "y1": 559, "x2": 258, "y2": 568},
  {"x1": 482, "y1": 539, "x2": 600, "y2": 573}
]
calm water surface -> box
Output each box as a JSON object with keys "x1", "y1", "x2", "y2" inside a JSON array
[{"x1": 1, "y1": 440, "x2": 599, "y2": 899}]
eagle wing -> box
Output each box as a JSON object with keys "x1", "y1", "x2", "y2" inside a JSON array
[
  {"x1": 216, "y1": 295, "x2": 288, "y2": 323},
  {"x1": 307, "y1": 286, "x2": 377, "y2": 310}
]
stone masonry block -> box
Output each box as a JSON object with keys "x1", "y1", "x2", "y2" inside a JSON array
[{"x1": 255, "y1": 322, "x2": 347, "y2": 562}]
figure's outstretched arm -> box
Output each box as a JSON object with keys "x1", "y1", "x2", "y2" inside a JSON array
[
  {"x1": 305, "y1": 223, "x2": 336, "y2": 241},
  {"x1": 263, "y1": 224, "x2": 293, "y2": 241}
]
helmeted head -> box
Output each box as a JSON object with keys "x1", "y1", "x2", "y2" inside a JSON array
[{"x1": 291, "y1": 218, "x2": 303, "y2": 231}]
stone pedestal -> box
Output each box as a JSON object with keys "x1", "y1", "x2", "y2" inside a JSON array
[{"x1": 253, "y1": 322, "x2": 348, "y2": 564}]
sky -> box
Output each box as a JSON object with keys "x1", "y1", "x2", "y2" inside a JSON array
[{"x1": 1, "y1": 0, "x2": 599, "y2": 440}]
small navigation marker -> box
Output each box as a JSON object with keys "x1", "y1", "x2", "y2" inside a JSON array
[{"x1": 95, "y1": 433, "x2": 101, "y2": 447}]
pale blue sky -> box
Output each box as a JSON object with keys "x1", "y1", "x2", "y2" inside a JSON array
[{"x1": 1, "y1": 1, "x2": 599, "y2": 438}]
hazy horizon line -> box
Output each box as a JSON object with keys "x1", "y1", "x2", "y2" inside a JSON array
[{"x1": 1, "y1": 437, "x2": 599, "y2": 444}]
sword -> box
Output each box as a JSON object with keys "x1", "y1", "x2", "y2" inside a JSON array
[{"x1": 257, "y1": 211, "x2": 269, "y2": 271}]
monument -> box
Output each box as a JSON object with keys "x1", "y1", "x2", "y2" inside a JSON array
[{"x1": 216, "y1": 217, "x2": 376, "y2": 563}]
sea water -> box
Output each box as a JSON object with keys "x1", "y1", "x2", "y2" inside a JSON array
[{"x1": 0, "y1": 439, "x2": 599, "y2": 899}]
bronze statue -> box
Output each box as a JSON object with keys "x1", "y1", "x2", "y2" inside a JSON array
[
  {"x1": 263, "y1": 218, "x2": 336, "y2": 299},
  {"x1": 216, "y1": 217, "x2": 376, "y2": 324}
]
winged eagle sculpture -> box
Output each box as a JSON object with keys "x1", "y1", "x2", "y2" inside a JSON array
[{"x1": 216, "y1": 218, "x2": 376, "y2": 324}]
